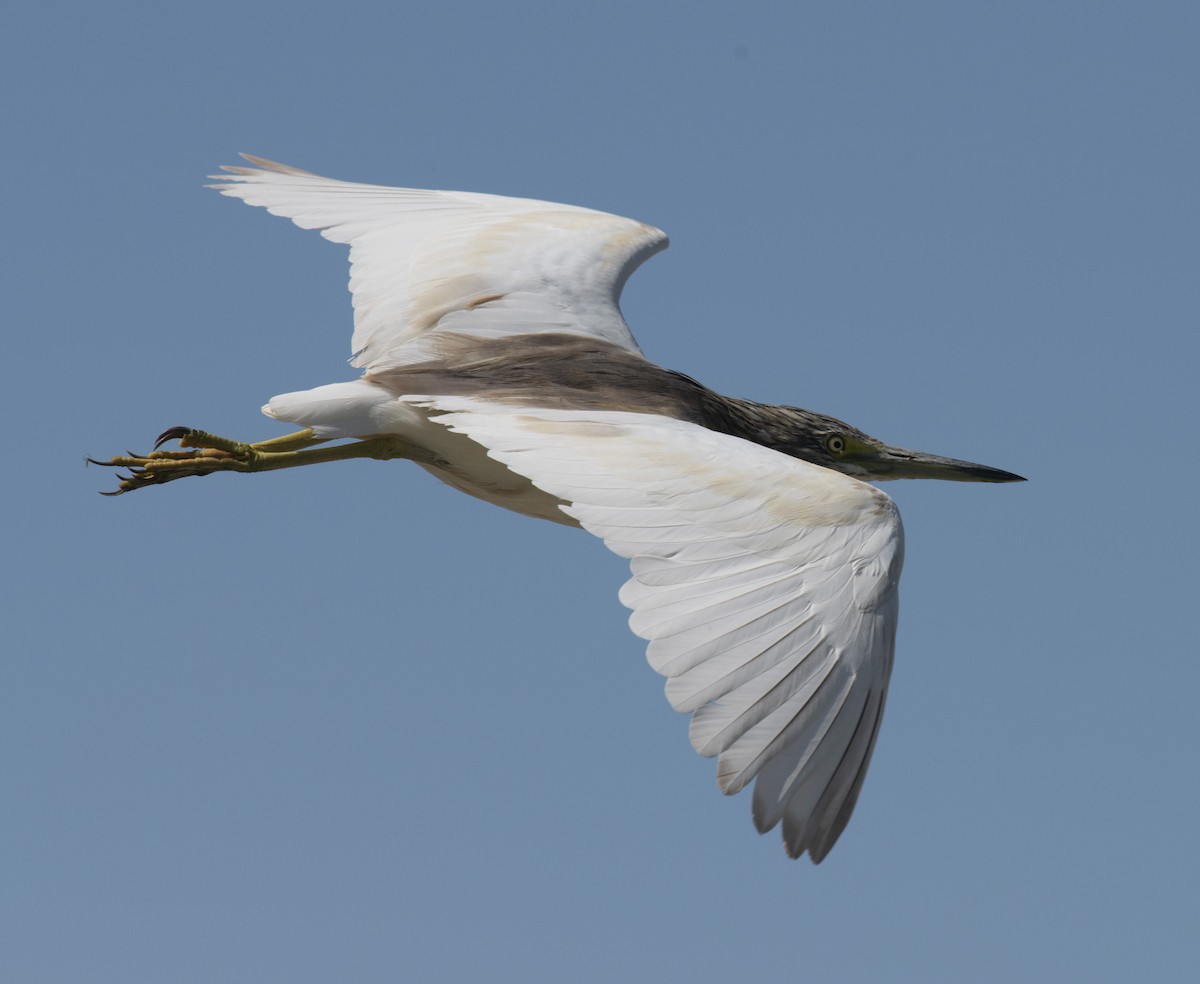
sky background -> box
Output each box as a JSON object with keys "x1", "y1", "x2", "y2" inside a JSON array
[{"x1": 3, "y1": 2, "x2": 1198, "y2": 981}]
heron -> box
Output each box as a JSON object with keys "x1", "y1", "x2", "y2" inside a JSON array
[{"x1": 94, "y1": 157, "x2": 1023, "y2": 863}]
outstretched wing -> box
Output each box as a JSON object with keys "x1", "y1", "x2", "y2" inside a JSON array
[
  {"x1": 209, "y1": 157, "x2": 668, "y2": 371},
  {"x1": 419, "y1": 397, "x2": 905, "y2": 863}
]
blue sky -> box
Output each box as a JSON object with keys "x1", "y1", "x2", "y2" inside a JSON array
[{"x1": 3, "y1": 2, "x2": 1198, "y2": 981}]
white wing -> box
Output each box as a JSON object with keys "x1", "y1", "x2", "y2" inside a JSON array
[
  {"x1": 420, "y1": 397, "x2": 905, "y2": 862},
  {"x1": 209, "y1": 157, "x2": 668, "y2": 371}
]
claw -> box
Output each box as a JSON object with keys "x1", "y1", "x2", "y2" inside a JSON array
[
  {"x1": 97, "y1": 424, "x2": 322, "y2": 495},
  {"x1": 155, "y1": 426, "x2": 192, "y2": 450}
]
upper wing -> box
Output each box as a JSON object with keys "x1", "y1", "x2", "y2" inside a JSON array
[
  {"x1": 419, "y1": 397, "x2": 905, "y2": 863},
  {"x1": 209, "y1": 157, "x2": 668, "y2": 371}
]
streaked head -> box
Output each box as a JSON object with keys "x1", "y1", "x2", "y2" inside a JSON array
[{"x1": 776, "y1": 407, "x2": 1025, "y2": 483}]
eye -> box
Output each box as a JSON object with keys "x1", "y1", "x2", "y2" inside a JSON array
[{"x1": 826, "y1": 435, "x2": 847, "y2": 455}]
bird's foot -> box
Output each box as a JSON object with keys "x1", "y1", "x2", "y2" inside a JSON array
[
  {"x1": 90, "y1": 426, "x2": 416, "y2": 495},
  {"x1": 88, "y1": 427, "x2": 308, "y2": 495}
]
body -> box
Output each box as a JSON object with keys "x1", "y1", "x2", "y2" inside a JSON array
[{"x1": 265, "y1": 332, "x2": 881, "y2": 525}]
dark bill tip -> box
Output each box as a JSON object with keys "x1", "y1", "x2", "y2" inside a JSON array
[{"x1": 877, "y1": 445, "x2": 1026, "y2": 483}]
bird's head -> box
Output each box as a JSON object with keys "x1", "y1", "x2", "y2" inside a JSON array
[{"x1": 776, "y1": 407, "x2": 1025, "y2": 483}]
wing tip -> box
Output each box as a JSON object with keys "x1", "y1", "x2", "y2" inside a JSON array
[
  {"x1": 238, "y1": 153, "x2": 320, "y2": 176},
  {"x1": 206, "y1": 154, "x2": 321, "y2": 188}
]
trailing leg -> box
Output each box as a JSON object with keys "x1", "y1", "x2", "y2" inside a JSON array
[{"x1": 90, "y1": 426, "x2": 416, "y2": 495}]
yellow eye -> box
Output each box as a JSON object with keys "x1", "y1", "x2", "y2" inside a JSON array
[{"x1": 826, "y1": 435, "x2": 847, "y2": 455}]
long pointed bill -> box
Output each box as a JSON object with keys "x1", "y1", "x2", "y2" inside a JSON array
[{"x1": 871, "y1": 445, "x2": 1026, "y2": 483}]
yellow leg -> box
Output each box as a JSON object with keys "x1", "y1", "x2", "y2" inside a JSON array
[
  {"x1": 248, "y1": 428, "x2": 328, "y2": 453},
  {"x1": 90, "y1": 426, "x2": 420, "y2": 495}
]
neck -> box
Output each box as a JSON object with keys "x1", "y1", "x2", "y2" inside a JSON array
[{"x1": 697, "y1": 392, "x2": 822, "y2": 457}]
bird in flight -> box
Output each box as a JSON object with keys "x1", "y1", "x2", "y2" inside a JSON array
[{"x1": 94, "y1": 157, "x2": 1023, "y2": 862}]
